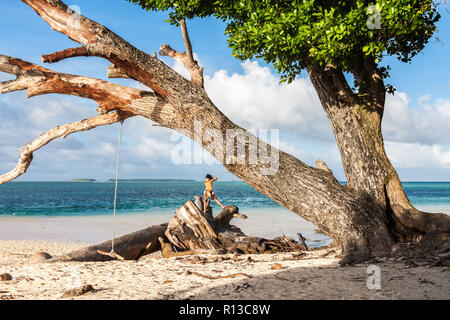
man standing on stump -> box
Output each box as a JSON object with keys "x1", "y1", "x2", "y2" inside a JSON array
[{"x1": 203, "y1": 174, "x2": 225, "y2": 214}]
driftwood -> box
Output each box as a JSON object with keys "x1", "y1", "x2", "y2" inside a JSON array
[
  {"x1": 165, "y1": 200, "x2": 222, "y2": 251},
  {"x1": 162, "y1": 197, "x2": 306, "y2": 257},
  {"x1": 49, "y1": 224, "x2": 167, "y2": 262},
  {"x1": 45, "y1": 196, "x2": 307, "y2": 262}
]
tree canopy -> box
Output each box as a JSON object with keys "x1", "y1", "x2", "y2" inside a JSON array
[{"x1": 127, "y1": 0, "x2": 440, "y2": 83}]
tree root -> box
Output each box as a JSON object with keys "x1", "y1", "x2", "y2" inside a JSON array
[{"x1": 388, "y1": 230, "x2": 450, "y2": 267}]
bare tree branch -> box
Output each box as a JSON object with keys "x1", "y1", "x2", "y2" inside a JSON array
[
  {"x1": 159, "y1": 44, "x2": 204, "y2": 87},
  {"x1": 180, "y1": 20, "x2": 194, "y2": 63},
  {"x1": 0, "y1": 54, "x2": 159, "y2": 115},
  {"x1": 0, "y1": 111, "x2": 133, "y2": 184},
  {"x1": 21, "y1": 0, "x2": 205, "y2": 101},
  {"x1": 1, "y1": 54, "x2": 47, "y2": 94},
  {"x1": 158, "y1": 20, "x2": 204, "y2": 87}
]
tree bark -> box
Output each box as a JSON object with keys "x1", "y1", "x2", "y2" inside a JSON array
[{"x1": 307, "y1": 62, "x2": 450, "y2": 245}]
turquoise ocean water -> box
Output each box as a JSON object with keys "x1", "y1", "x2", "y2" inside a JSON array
[{"x1": 0, "y1": 181, "x2": 449, "y2": 246}]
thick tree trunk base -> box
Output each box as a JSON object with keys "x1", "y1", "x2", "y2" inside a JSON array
[{"x1": 387, "y1": 230, "x2": 450, "y2": 267}]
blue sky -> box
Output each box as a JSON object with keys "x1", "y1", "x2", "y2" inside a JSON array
[{"x1": 1, "y1": 1, "x2": 450, "y2": 182}]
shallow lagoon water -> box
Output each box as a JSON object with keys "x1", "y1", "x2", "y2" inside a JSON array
[{"x1": 0, "y1": 181, "x2": 448, "y2": 246}]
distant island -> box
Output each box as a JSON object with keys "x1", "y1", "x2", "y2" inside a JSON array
[{"x1": 65, "y1": 179, "x2": 197, "y2": 183}]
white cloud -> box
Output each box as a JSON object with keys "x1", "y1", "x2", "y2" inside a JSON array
[
  {"x1": 1, "y1": 59, "x2": 450, "y2": 181},
  {"x1": 204, "y1": 60, "x2": 333, "y2": 142},
  {"x1": 386, "y1": 142, "x2": 450, "y2": 169},
  {"x1": 381, "y1": 91, "x2": 450, "y2": 178},
  {"x1": 418, "y1": 94, "x2": 432, "y2": 105},
  {"x1": 383, "y1": 92, "x2": 450, "y2": 145}
]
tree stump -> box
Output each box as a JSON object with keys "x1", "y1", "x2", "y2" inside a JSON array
[
  {"x1": 165, "y1": 200, "x2": 222, "y2": 251},
  {"x1": 164, "y1": 197, "x2": 306, "y2": 255}
]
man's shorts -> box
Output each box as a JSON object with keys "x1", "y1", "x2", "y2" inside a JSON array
[{"x1": 204, "y1": 189, "x2": 216, "y2": 200}]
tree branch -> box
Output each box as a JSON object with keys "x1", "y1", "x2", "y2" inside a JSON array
[
  {"x1": 21, "y1": 0, "x2": 206, "y2": 101},
  {"x1": 0, "y1": 111, "x2": 133, "y2": 184},
  {"x1": 0, "y1": 54, "x2": 188, "y2": 184},
  {"x1": 0, "y1": 54, "x2": 155, "y2": 115},
  {"x1": 159, "y1": 44, "x2": 204, "y2": 87},
  {"x1": 1, "y1": 54, "x2": 47, "y2": 94},
  {"x1": 103, "y1": 20, "x2": 204, "y2": 88},
  {"x1": 107, "y1": 64, "x2": 133, "y2": 79},
  {"x1": 180, "y1": 20, "x2": 194, "y2": 63},
  {"x1": 158, "y1": 20, "x2": 204, "y2": 88},
  {"x1": 42, "y1": 46, "x2": 88, "y2": 63},
  {"x1": 307, "y1": 64, "x2": 356, "y2": 108}
]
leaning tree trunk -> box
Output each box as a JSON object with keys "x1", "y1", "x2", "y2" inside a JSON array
[
  {"x1": 1, "y1": 0, "x2": 449, "y2": 266},
  {"x1": 307, "y1": 62, "x2": 450, "y2": 247}
]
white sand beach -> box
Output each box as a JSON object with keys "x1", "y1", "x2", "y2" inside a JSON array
[
  {"x1": 0, "y1": 240, "x2": 449, "y2": 300},
  {"x1": 0, "y1": 208, "x2": 328, "y2": 245}
]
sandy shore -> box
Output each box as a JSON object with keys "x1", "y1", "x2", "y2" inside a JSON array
[
  {"x1": 0, "y1": 240, "x2": 448, "y2": 300},
  {"x1": 0, "y1": 209, "x2": 330, "y2": 245}
]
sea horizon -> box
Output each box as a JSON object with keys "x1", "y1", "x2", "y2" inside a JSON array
[
  {"x1": 1, "y1": 180, "x2": 449, "y2": 245},
  {"x1": 7, "y1": 179, "x2": 450, "y2": 183}
]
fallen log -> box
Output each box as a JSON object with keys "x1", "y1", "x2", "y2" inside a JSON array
[{"x1": 49, "y1": 223, "x2": 168, "y2": 262}]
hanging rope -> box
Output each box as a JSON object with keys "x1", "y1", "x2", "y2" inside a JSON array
[
  {"x1": 97, "y1": 120, "x2": 125, "y2": 260},
  {"x1": 111, "y1": 120, "x2": 124, "y2": 253}
]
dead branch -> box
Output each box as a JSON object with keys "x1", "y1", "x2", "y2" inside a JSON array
[
  {"x1": 158, "y1": 20, "x2": 204, "y2": 87},
  {"x1": 0, "y1": 54, "x2": 47, "y2": 93},
  {"x1": 180, "y1": 20, "x2": 194, "y2": 63},
  {"x1": 22, "y1": 0, "x2": 204, "y2": 100},
  {"x1": 48, "y1": 223, "x2": 168, "y2": 262},
  {"x1": 0, "y1": 53, "x2": 183, "y2": 185},
  {"x1": 0, "y1": 54, "x2": 168, "y2": 116},
  {"x1": 315, "y1": 159, "x2": 332, "y2": 173},
  {"x1": 42, "y1": 46, "x2": 88, "y2": 63},
  {"x1": 0, "y1": 111, "x2": 133, "y2": 185},
  {"x1": 0, "y1": 53, "x2": 186, "y2": 185}
]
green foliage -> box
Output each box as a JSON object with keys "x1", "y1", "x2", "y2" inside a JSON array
[{"x1": 127, "y1": 0, "x2": 440, "y2": 83}]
